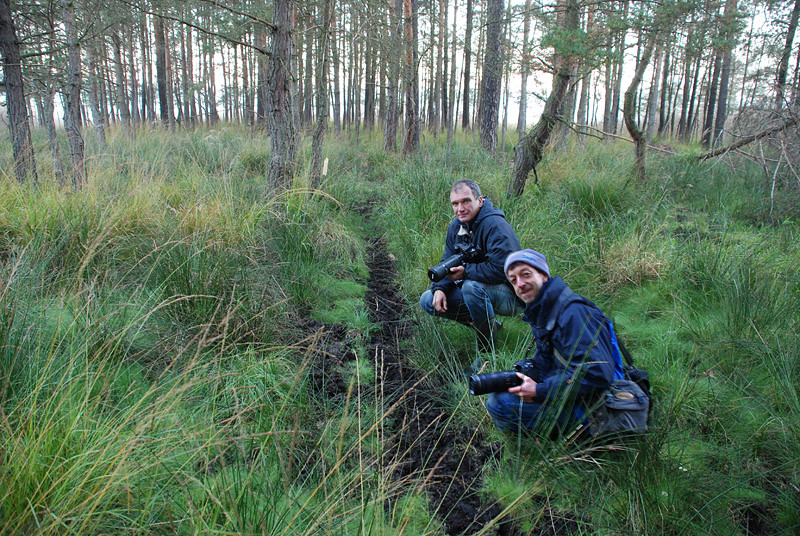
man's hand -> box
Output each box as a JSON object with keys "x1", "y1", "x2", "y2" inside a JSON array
[
  {"x1": 445, "y1": 265, "x2": 465, "y2": 281},
  {"x1": 432, "y1": 289, "x2": 448, "y2": 313},
  {"x1": 508, "y1": 373, "x2": 537, "y2": 402}
]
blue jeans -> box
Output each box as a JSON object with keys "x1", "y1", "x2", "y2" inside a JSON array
[
  {"x1": 485, "y1": 392, "x2": 577, "y2": 434},
  {"x1": 419, "y1": 280, "x2": 522, "y2": 322}
]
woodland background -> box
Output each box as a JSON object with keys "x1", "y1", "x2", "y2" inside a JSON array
[{"x1": 1, "y1": 0, "x2": 800, "y2": 534}]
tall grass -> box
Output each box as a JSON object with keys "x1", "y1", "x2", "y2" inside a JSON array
[
  {"x1": 381, "y1": 133, "x2": 800, "y2": 534},
  {"x1": 2, "y1": 126, "x2": 799, "y2": 534}
]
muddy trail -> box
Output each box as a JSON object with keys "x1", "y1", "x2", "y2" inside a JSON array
[
  {"x1": 306, "y1": 215, "x2": 581, "y2": 534},
  {"x1": 305, "y1": 234, "x2": 513, "y2": 534},
  {"x1": 363, "y1": 235, "x2": 514, "y2": 535}
]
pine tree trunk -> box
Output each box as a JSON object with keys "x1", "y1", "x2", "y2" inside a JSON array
[
  {"x1": 440, "y1": 0, "x2": 449, "y2": 131},
  {"x1": 256, "y1": 26, "x2": 268, "y2": 128},
  {"x1": 86, "y1": 47, "x2": 107, "y2": 149},
  {"x1": 111, "y1": 33, "x2": 132, "y2": 135},
  {"x1": 266, "y1": 0, "x2": 297, "y2": 192},
  {"x1": 154, "y1": 16, "x2": 170, "y2": 127},
  {"x1": 701, "y1": 53, "x2": 721, "y2": 148},
  {"x1": 479, "y1": 0, "x2": 504, "y2": 152},
  {"x1": 461, "y1": 0, "x2": 473, "y2": 129},
  {"x1": 0, "y1": 0, "x2": 38, "y2": 183},
  {"x1": 657, "y1": 41, "x2": 671, "y2": 136},
  {"x1": 776, "y1": 0, "x2": 800, "y2": 108},
  {"x1": 62, "y1": 0, "x2": 85, "y2": 187},
  {"x1": 446, "y1": 0, "x2": 458, "y2": 146},
  {"x1": 311, "y1": 0, "x2": 333, "y2": 187},
  {"x1": 304, "y1": 9, "x2": 314, "y2": 126},
  {"x1": 402, "y1": 0, "x2": 420, "y2": 155},
  {"x1": 39, "y1": 88, "x2": 64, "y2": 185},
  {"x1": 645, "y1": 44, "x2": 663, "y2": 141},
  {"x1": 127, "y1": 28, "x2": 140, "y2": 125},
  {"x1": 365, "y1": 23, "x2": 377, "y2": 130},
  {"x1": 384, "y1": 0, "x2": 402, "y2": 151},
  {"x1": 517, "y1": 0, "x2": 533, "y2": 137},
  {"x1": 332, "y1": 13, "x2": 341, "y2": 133}
]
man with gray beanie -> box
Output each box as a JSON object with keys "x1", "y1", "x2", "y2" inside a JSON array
[
  {"x1": 484, "y1": 249, "x2": 621, "y2": 435},
  {"x1": 419, "y1": 179, "x2": 524, "y2": 361}
]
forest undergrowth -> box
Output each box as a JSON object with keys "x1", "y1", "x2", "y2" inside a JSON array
[{"x1": 1, "y1": 126, "x2": 798, "y2": 535}]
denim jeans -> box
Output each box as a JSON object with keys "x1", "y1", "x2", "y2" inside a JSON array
[
  {"x1": 485, "y1": 392, "x2": 576, "y2": 434},
  {"x1": 419, "y1": 280, "x2": 523, "y2": 322}
]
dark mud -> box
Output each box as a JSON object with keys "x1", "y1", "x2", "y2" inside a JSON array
[
  {"x1": 364, "y1": 235, "x2": 515, "y2": 535},
  {"x1": 306, "y1": 227, "x2": 581, "y2": 534}
]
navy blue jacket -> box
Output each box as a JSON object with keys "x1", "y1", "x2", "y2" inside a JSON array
[
  {"x1": 521, "y1": 277, "x2": 616, "y2": 402},
  {"x1": 430, "y1": 198, "x2": 521, "y2": 294}
]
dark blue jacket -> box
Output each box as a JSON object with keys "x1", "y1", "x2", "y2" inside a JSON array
[
  {"x1": 522, "y1": 277, "x2": 616, "y2": 403},
  {"x1": 430, "y1": 198, "x2": 521, "y2": 294}
]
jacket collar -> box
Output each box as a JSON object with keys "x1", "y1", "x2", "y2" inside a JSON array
[{"x1": 522, "y1": 276, "x2": 567, "y2": 334}]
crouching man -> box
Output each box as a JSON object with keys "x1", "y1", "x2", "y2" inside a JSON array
[
  {"x1": 419, "y1": 179, "x2": 523, "y2": 357},
  {"x1": 486, "y1": 250, "x2": 622, "y2": 435}
]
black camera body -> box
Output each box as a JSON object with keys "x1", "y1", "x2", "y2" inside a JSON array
[
  {"x1": 468, "y1": 358, "x2": 535, "y2": 396},
  {"x1": 428, "y1": 244, "x2": 483, "y2": 282}
]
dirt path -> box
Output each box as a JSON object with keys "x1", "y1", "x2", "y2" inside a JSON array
[{"x1": 363, "y1": 234, "x2": 517, "y2": 535}]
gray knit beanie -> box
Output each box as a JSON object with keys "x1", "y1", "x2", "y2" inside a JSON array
[{"x1": 504, "y1": 249, "x2": 550, "y2": 277}]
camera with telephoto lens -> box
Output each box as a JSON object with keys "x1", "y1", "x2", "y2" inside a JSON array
[
  {"x1": 428, "y1": 244, "x2": 483, "y2": 282},
  {"x1": 468, "y1": 358, "x2": 535, "y2": 396}
]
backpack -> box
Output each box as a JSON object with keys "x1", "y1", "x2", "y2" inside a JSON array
[{"x1": 544, "y1": 286, "x2": 651, "y2": 436}]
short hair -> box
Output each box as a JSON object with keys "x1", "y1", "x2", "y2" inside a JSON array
[{"x1": 451, "y1": 179, "x2": 481, "y2": 199}]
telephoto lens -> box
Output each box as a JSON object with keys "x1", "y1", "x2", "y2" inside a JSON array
[
  {"x1": 468, "y1": 370, "x2": 523, "y2": 396},
  {"x1": 428, "y1": 253, "x2": 464, "y2": 282}
]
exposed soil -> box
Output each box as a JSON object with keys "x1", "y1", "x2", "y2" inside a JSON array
[
  {"x1": 306, "y1": 219, "x2": 581, "y2": 534},
  {"x1": 364, "y1": 234, "x2": 514, "y2": 535}
]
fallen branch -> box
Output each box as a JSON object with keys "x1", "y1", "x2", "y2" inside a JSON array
[
  {"x1": 573, "y1": 124, "x2": 678, "y2": 154},
  {"x1": 698, "y1": 112, "x2": 800, "y2": 161}
]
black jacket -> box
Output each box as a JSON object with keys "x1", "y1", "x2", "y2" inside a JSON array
[{"x1": 430, "y1": 198, "x2": 521, "y2": 294}]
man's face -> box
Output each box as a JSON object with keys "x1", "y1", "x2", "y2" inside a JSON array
[
  {"x1": 507, "y1": 262, "x2": 549, "y2": 304},
  {"x1": 450, "y1": 186, "x2": 483, "y2": 224}
]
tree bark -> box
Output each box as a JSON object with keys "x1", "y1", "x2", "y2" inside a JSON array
[
  {"x1": 331, "y1": 11, "x2": 341, "y2": 133},
  {"x1": 111, "y1": 32, "x2": 132, "y2": 135},
  {"x1": 266, "y1": 0, "x2": 297, "y2": 193},
  {"x1": 712, "y1": 0, "x2": 738, "y2": 147},
  {"x1": 517, "y1": 0, "x2": 533, "y2": 138},
  {"x1": 446, "y1": 0, "x2": 458, "y2": 146},
  {"x1": 0, "y1": 0, "x2": 38, "y2": 184},
  {"x1": 402, "y1": 0, "x2": 419, "y2": 155},
  {"x1": 384, "y1": 0, "x2": 402, "y2": 152},
  {"x1": 62, "y1": 0, "x2": 85, "y2": 188},
  {"x1": 256, "y1": 25, "x2": 268, "y2": 128},
  {"x1": 479, "y1": 0, "x2": 504, "y2": 152},
  {"x1": 364, "y1": 22, "x2": 377, "y2": 130},
  {"x1": 645, "y1": 44, "x2": 663, "y2": 141},
  {"x1": 311, "y1": 0, "x2": 333, "y2": 187},
  {"x1": 86, "y1": 47, "x2": 107, "y2": 149},
  {"x1": 303, "y1": 8, "x2": 314, "y2": 126},
  {"x1": 776, "y1": 0, "x2": 800, "y2": 108},
  {"x1": 154, "y1": 15, "x2": 171, "y2": 127},
  {"x1": 701, "y1": 52, "x2": 721, "y2": 148},
  {"x1": 657, "y1": 41, "x2": 671, "y2": 136},
  {"x1": 461, "y1": 0, "x2": 473, "y2": 129}
]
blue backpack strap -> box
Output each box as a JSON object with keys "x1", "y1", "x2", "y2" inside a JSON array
[{"x1": 607, "y1": 320, "x2": 626, "y2": 381}]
